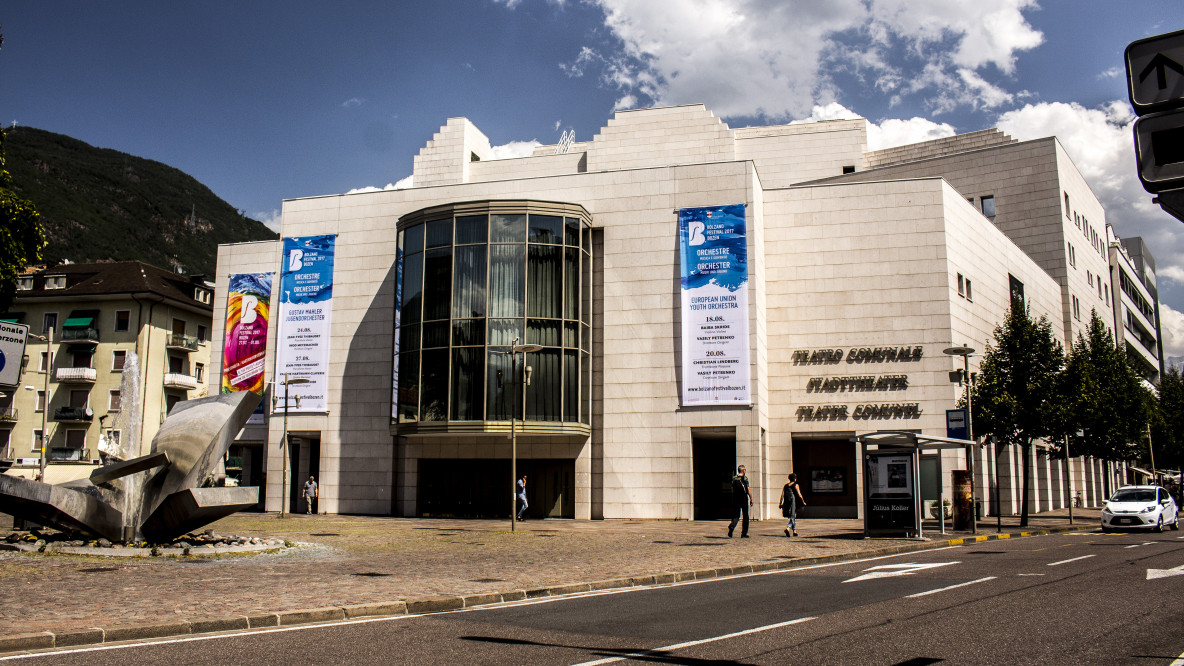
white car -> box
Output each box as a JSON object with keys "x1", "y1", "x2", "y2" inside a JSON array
[{"x1": 1101, "y1": 485, "x2": 1180, "y2": 532}]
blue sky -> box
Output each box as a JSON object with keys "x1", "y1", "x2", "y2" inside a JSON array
[{"x1": 2, "y1": 1, "x2": 1183, "y2": 354}]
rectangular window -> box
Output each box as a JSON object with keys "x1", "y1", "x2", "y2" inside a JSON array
[
  {"x1": 1068, "y1": 243, "x2": 1075, "y2": 267},
  {"x1": 1065, "y1": 192, "x2": 1070, "y2": 218},
  {"x1": 980, "y1": 196, "x2": 995, "y2": 218},
  {"x1": 842, "y1": 165, "x2": 856, "y2": 174},
  {"x1": 957, "y1": 273, "x2": 965, "y2": 297},
  {"x1": 169, "y1": 356, "x2": 184, "y2": 374},
  {"x1": 16, "y1": 277, "x2": 32, "y2": 291},
  {"x1": 32, "y1": 429, "x2": 43, "y2": 450},
  {"x1": 35, "y1": 390, "x2": 46, "y2": 411},
  {"x1": 1105, "y1": 284, "x2": 1110, "y2": 304},
  {"x1": 112, "y1": 350, "x2": 127, "y2": 371},
  {"x1": 44, "y1": 275, "x2": 66, "y2": 289},
  {"x1": 43, "y1": 312, "x2": 57, "y2": 334},
  {"x1": 65, "y1": 429, "x2": 86, "y2": 449},
  {"x1": 1098, "y1": 281, "x2": 1103, "y2": 299},
  {"x1": 108, "y1": 389, "x2": 122, "y2": 412},
  {"x1": 69, "y1": 390, "x2": 89, "y2": 409},
  {"x1": 39, "y1": 351, "x2": 53, "y2": 372},
  {"x1": 197, "y1": 324, "x2": 207, "y2": 342},
  {"x1": 73, "y1": 350, "x2": 93, "y2": 369},
  {"x1": 1087, "y1": 271, "x2": 1093, "y2": 287},
  {"x1": 965, "y1": 279, "x2": 973, "y2": 302},
  {"x1": 1009, "y1": 274, "x2": 1025, "y2": 309},
  {"x1": 195, "y1": 363, "x2": 205, "y2": 383},
  {"x1": 172, "y1": 318, "x2": 186, "y2": 336},
  {"x1": 114, "y1": 310, "x2": 131, "y2": 332}
]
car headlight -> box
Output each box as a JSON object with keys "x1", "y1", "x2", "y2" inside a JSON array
[
  {"x1": 1142, "y1": 505, "x2": 1158, "y2": 514},
  {"x1": 1102, "y1": 506, "x2": 1114, "y2": 515}
]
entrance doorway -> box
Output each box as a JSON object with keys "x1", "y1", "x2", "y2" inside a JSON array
[
  {"x1": 920, "y1": 455, "x2": 941, "y2": 520},
  {"x1": 287, "y1": 434, "x2": 321, "y2": 514},
  {"x1": 791, "y1": 437, "x2": 858, "y2": 518},
  {"x1": 417, "y1": 458, "x2": 575, "y2": 518},
  {"x1": 693, "y1": 430, "x2": 736, "y2": 520}
]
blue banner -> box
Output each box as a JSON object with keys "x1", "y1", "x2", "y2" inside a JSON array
[
  {"x1": 276, "y1": 235, "x2": 336, "y2": 413},
  {"x1": 678, "y1": 204, "x2": 751, "y2": 406}
]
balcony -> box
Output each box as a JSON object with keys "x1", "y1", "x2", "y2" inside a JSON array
[
  {"x1": 0, "y1": 406, "x2": 16, "y2": 424},
  {"x1": 49, "y1": 447, "x2": 92, "y2": 462},
  {"x1": 53, "y1": 406, "x2": 94, "y2": 422},
  {"x1": 166, "y1": 333, "x2": 200, "y2": 352},
  {"x1": 56, "y1": 367, "x2": 97, "y2": 384},
  {"x1": 60, "y1": 327, "x2": 100, "y2": 344},
  {"x1": 163, "y1": 372, "x2": 199, "y2": 390}
]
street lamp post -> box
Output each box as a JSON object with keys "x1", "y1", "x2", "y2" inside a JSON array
[
  {"x1": 503, "y1": 338, "x2": 541, "y2": 532},
  {"x1": 27, "y1": 329, "x2": 52, "y2": 481},
  {"x1": 944, "y1": 345, "x2": 977, "y2": 535},
  {"x1": 274, "y1": 374, "x2": 310, "y2": 518}
]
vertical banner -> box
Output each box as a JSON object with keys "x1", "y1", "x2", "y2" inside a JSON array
[
  {"x1": 391, "y1": 245, "x2": 403, "y2": 419},
  {"x1": 222, "y1": 273, "x2": 272, "y2": 425},
  {"x1": 276, "y1": 235, "x2": 336, "y2": 413},
  {"x1": 679, "y1": 204, "x2": 751, "y2": 406}
]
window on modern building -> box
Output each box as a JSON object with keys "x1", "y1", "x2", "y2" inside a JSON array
[
  {"x1": 1073, "y1": 295, "x2": 1081, "y2": 320},
  {"x1": 16, "y1": 277, "x2": 33, "y2": 291},
  {"x1": 1098, "y1": 281, "x2": 1103, "y2": 299},
  {"x1": 108, "y1": 389, "x2": 122, "y2": 412},
  {"x1": 1065, "y1": 192, "x2": 1071, "y2": 218},
  {"x1": 112, "y1": 350, "x2": 127, "y2": 372},
  {"x1": 195, "y1": 363, "x2": 205, "y2": 382},
  {"x1": 980, "y1": 196, "x2": 995, "y2": 218},
  {"x1": 842, "y1": 165, "x2": 855, "y2": 174},
  {"x1": 957, "y1": 273, "x2": 965, "y2": 297},
  {"x1": 1009, "y1": 274, "x2": 1025, "y2": 309},
  {"x1": 1105, "y1": 284, "x2": 1110, "y2": 304},
  {"x1": 967, "y1": 197, "x2": 974, "y2": 206},
  {"x1": 965, "y1": 279, "x2": 973, "y2": 302},
  {"x1": 35, "y1": 390, "x2": 46, "y2": 411},
  {"x1": 32, "y1": 429, "x2": 43, "y2": 450},
  {"x1": 69, "y1": 390, "x2": 89, "y2": 409},
  {"x1": 114, "y1": 310, "x2": 130, "y2": 332},
  {"x1": 43, "y1": 312, "x2": 57, "y2": 333},
  {"x1": 1087, "y1": 271, "x2": 1093, "y2": 287},
  {"x1": 197, "y1": 324, "x2": 207, "y2": 342},
  {"x1": 65, "y1": 429, "x2": 85, "y2": 449},
  {"x1": 44, "y1": 275, "x2": 66, "y2": 290},
  {"x1": 1068, "y1": 243, "x2": 1075, "y2": 267}
]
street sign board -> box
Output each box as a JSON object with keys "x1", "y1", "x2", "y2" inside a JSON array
[
  {"x1": 946, "y1": 408, "x2": 968, "y2": 440},
  {"x1": 1134, "y1": 109, "x2": 1184, "y2": 193},
  {"x1": 1126, "y1": 28, "x2": 1184, "y2": 115},
  {"x1": 0, "y1": 321, "x2": 30, "y2": 388}
]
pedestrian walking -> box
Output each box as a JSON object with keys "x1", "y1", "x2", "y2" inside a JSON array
[
  {"x1": 303, "y1": 475, "x2": 318, "y2": 515},
  {"x1": 779, "y1": 473, "x2": 807, "y2": 537},
  {"x1": 727, "y1": 465, "x2": 752, "y2": 538},
  {"x1": 516, "y1": 474, "x2": 529, "y2": 520}
]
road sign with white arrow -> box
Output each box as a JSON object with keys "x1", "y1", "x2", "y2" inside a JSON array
[
  {"x1": 842, "y1": 561, "x2": 959, "y2": 583},
  {"x1": 1126, "y1": 29, "x2": 1184, "y2": 217},
  {"x1": 1127, "y1": 28, "x2": 1184, "y2": 114}
]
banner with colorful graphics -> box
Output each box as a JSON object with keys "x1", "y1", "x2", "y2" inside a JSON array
[
  {"x1": 678, "y1": 204, "x2": 751, "y2": 406},
  {"x1": 221, "y1": 273, "x2": 273, "y2": 396},
  {"x1": 276, "y1": 235, "x2": 336, "y2": 413}
]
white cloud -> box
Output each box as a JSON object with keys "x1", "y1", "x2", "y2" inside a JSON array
[
  {"x1": 1097, "y1": 66, "x2": 1122, "y2": 81},
  {"x1": 489, "y1": 140, "x2": 542, "y2": 159},
  {"x1": 867, "y1": 116, "x2": 956, "y2": 151},
  {"x1": 1160, "y1": 304, "x2": 1184, "y2": 359},
  {"x1": 569, "y1": 0, "x2": 1042, "y2": 120},
  {"x1": 254, "y1": 208, "x2": 281, "y2": 232},
  {"x1": 341, "y1": 98, "x2": 364, "y2": 109},
  {"x1": 345, "y1": 174, "x2": 414, "y2": 195}
]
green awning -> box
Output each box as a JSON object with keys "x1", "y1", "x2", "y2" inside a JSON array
[
  {"x1": 0, "y1": 317, "x2": 19, "y2": 324},
  {"x1": 63, "y1": 310, "x2": 98, "y2": 328}
]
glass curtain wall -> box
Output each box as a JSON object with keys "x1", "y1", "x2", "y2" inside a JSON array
[{"x1": 394, "y1": 203, "x2": 592, "y2": 430}]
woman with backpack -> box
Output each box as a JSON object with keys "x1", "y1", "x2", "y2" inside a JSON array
[{"x1": 779, "y1": 473, "x2": 807, "y2": 537}]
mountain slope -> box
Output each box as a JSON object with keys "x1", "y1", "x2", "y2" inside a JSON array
[{"x1": 4, "y1": 126, "x2": 276, "y2": 276}]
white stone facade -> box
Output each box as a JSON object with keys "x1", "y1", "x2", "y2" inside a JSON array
[{"x1": 212, "y1": 104, "x2": 1126, "y2": 521}]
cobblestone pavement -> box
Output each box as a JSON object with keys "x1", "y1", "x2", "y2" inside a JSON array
[{"x1": 0, "y1": 508, "x2": 1099, "y2": 637}]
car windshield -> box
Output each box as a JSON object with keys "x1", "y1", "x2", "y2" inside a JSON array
[{"x1": 1110, "y1": 490, "x2": 1156, "y2": 503}]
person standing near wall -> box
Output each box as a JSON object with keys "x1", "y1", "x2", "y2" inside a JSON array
[
  {"x1": 516, "y1": 474, "x2": 529, "y2": 521},
  {"x1": 727, "y1": 465, "x2": 752, "y2": 538},
  {"x1": 779, "y1": 473, "x2": 807, "y2": 537}
]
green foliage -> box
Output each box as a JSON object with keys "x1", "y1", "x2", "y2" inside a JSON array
[
  {"x1": 1151, "y1": 368, "x2": 1184, "y2": 471},
  {"x1": 971, "y1": 304, "x2": 1063, "y2": 525},
  {"x1": 0, "y1": 127, "x2": 46, "y2": 312},
  {"x1": 3, "y1": 126, "x2": 276, "y2": 277},
  {"x1": 1055, "y1": 311, "x2": 1149, "y2": 461}
]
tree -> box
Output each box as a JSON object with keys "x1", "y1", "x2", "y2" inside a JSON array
[
  {"x1": 1055, "y1": 311, "x2": 1149, "y2": 464},
  {"x1": 0, "y1": 30, "x2": 46, "y2": 312},
  {"x1": 1151, "y1": 368, "x2": 1184, "y2": 472},
  {"x1": 971, "y1": 305, "x2": 1064, "y2": 526}
]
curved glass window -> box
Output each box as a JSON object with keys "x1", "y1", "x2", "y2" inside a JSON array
[{"x1": 394, "y1": 202, "x2": 593, "y2": 431}]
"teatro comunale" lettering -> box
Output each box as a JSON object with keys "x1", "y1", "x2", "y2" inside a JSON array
[{"x1": 792, "y1": 346, "x2": 923, "y2": 365}]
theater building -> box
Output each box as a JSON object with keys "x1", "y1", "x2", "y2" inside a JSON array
[{"x1": 213, "y1": 104, "x2": 1127, "y2": 520}]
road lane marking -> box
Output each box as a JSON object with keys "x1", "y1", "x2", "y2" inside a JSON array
[
  {"x1": 1125, "y1": 542, "x2": 1156, "y2": 549},
  {"x1": 842, "y1": 562, "x2": 959, "y2": 583},
  {"x1": 570, "y1": 616, "x2": 816, "y2": 666},
  {"x1": 1047, "y1": 555, "x2": 1095, "y2": 566},
  {"x1": 1171, "y1": 646, "x2": 1184, "y2": 666},
  {"x1": 905, "y1": 577, "x2": 996, "y2": 598},
  {"x1": 1017, "y1": 573, "x2": 1045, "y2": 576},
  {"x1": 1147, "y1": 563, "x2": 1184, "y2": 580}
]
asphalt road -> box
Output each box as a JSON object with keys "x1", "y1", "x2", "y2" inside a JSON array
[{"x1": 9, "y1": 528, "x2": 1184, "y2": 665}]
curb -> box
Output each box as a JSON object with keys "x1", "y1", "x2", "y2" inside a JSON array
[{"x1": 0, "y1": 523, "x2": 1092, "y2": 655}]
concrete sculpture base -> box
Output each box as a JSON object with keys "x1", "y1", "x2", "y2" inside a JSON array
[{"x1": 0, "y1": 391, "x2": 263, "y2": 543}]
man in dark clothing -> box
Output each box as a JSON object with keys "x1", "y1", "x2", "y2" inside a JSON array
[{"x1": 728, "y1": 464, "x2": 753, "y2": 538}]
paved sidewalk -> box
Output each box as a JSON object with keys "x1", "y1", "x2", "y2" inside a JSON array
[{"x1": 0, "y1": 508, "x2": 1100, "y2": 653}]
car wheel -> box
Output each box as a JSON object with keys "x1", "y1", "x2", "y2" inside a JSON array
[
  {"x1": 1156, "y1": 516, "x2": 1165, "y2": 533},
  {"x1": 1172, "y1": 515, "x2": 1180, "y2": 531}
]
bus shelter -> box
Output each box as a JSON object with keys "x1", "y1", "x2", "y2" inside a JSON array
[{"x1": 853, "y1": 431, "x2": 980, "y2": 539}]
